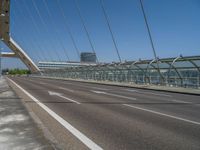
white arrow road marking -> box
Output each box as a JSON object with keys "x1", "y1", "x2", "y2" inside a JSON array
[
  {"x1": 124, "y1": 104, "x2": 200, "y2": 125},
  {"x1": 8, "y1": 78, "x2": 102, "y2": 150},
  {"x1": 48, "y1": 91, "x2": 80, "y2": 104},
  {"x1": 91, "y1": 90, "x2": 137, "y2": 101}
]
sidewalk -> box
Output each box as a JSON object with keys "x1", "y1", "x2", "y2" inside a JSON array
[{"x1": 0, "y1": 77, "x2": 55, "y2": 150}]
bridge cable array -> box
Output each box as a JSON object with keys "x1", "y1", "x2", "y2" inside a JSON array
[
  {"x1": 56, "y1": 0, "x2": 80, "y2": 59},
  {"x1": 31, "y1": 0, "x2": 63, "y2": 62},
  {"x1": 22, "y1": 0, "x2": 51, "y2": 62},
  {"x1": 74, "y1": 0, "x2": 99, "y2": 63},
  {"x1": 11, "y1": 5, "x2": 42, "y2": 63},
  {"x1": 14, "y1": 0, "x2": 48, "y2": 62},
  {"x1": 99, "y1": 0, "x2": 122, "y2": 63},
  {"x1": 10, "y1": 0, "x2": 166, "y2": 70},
  {"x1": 12, "y1": 0, "x2": 131, "y2": 64},
  {"x1": 42, "y1": 0, "x2": 70, "y2": 61}
]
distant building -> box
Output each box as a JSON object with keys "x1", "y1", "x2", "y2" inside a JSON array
[
  {"x1": 38, "y1": 61, "x2": 95, "y2": 70},
  {"x1": 80, "y1": 52, "x2": 97, "y2": 63}
]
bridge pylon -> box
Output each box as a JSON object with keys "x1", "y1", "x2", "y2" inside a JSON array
[{"x1": 0, "y1": 0, "x2": 40, "y2": 73}]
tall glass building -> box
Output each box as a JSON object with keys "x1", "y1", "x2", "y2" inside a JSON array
[{"x1": 80, "y1": 52, "x2": 97, "y2": 63}]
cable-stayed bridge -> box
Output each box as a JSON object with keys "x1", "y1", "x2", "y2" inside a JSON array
[
  {"x1": 1, "y1": 0, "x2": 200, "y2": 88},
  {"x1": 1, "y1": 1, "x2": 200, "y2": 149}
]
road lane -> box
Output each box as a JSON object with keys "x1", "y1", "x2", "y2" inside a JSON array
[
  {"x1": 16, "y1": 76, "x2": 200, "y2": 123},
  {"x1": 28, "y1": 76, "x2": 200, "y2": 103},
  {"x1": 8, "y1": 76, "x2": 200, "y2": 150},
  {"x1": 8, "y1": 78, "x2": 102, "y2": 150},
  {"x1": 22, "y1": 77, "x2": 200, "y2": 120}
]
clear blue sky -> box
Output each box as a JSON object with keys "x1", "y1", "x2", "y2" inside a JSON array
[{"x1": 1, "y1": 0, "x2": 200, "y2": 69}]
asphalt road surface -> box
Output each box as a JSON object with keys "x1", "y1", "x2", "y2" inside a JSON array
[{"x1": 8, "y1": 76, "x2": 200, "y2": 150}]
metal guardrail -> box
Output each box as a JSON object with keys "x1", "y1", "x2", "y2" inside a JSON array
[{"x1": 39, "y1": 55, "x2": 200, "y2": 89}]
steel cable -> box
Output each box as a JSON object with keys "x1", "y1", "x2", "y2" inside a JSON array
[
  {"x1": 31, "y1": 0, "x2": 62, "y2": 62},
  {"x1": 139, "y1": 0, "x2": 163, "y2": 81},
  {"x1": 11, "y1": 8, "x2": 39, "y2": 63},
  {"x1": 14, "y1": 0, "x2": 48, "y2": 62},
  {"x1": 74, "y1": 0, "x2": 99, "y2": 62},
  {"x1": 21, "y1": 0, "x2": 53, "y2": 61},
  {"x1": 43, "y1": 0, "x2": 70, "y2": 61},
  {"x1": 56, "y1": 0, "x2": 80, "y2": 59},
  {"x1": 99, "y1": 0, "x2": 122, "y2": 63}
]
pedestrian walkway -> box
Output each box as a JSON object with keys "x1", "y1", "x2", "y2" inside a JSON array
[{"x1": 0, "y1": 77, "x2": 54, "y2": 150}]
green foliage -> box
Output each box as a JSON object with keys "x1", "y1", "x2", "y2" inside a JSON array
[{"x1": 7, "y1": 69, "x2": 31, "y2": 75}]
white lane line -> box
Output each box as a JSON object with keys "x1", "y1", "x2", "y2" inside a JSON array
[
  {"x1": 8, "y1": 78, "x2": 103, "y2": 150},
  {"x1": 48, "y1": 91, "x2": 80, "y2": 104},
  {"x1": 25, "y1": 79, "x2": 75, "y2": 93},
  {"x1": 22, "y1": 78, "x2": 47, "y2": 85},
  {"x1": 37, "y1": 82, "x2": 75, "y2": 93},
  {"x1": 145, "y1": 92, "x2": 172, "y2": 97},
  {"x1": 124, "y1": 104, "x2": 200, "y2": 125},
  {"x1": 125, "y1": 89, "x2": 192, "y2": 104},
  {"x1": 92, "y1": 91, "x2": 106, "y2": 94},
  {"x1": 126, "y1": 89, "x2": 172, "y2": 97},
  {"x1": 91, "y1": 90, "x2": 137, "y2": 101},
  {"x1": 76, "y1": 84, "x2": 110, "y2": 91},
  {"x1": 61, "y1": 81, "x2": 110, "y2": 90},
  {"x1": 171, "y1": 99, "x2": 192, "y2": 104},
  {"x1": 58, "y1": 87, "x2": 74, "y2": 93},
  {"x1": 90, "y1": 86, "x2": 110, "y2": 91},
  {"x1": 47, "y1": 81, "x2": 109, "y2": 91}
]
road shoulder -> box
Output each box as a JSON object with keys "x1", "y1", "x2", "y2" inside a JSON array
[{"x1": 0, "y1": 77, "x2": 56, "y2": 150}]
